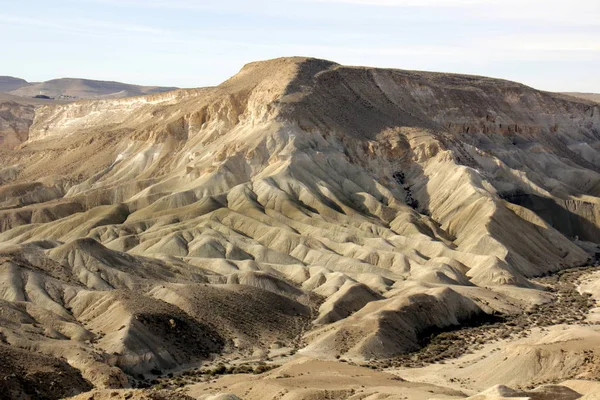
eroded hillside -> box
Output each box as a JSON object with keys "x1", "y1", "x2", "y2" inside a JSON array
[
  {"x1": 0, "y1": 94, "x2": 56, "y2": 150},
  {"x1": 1, "y1": 57, "x2": 600, "y2": 399}
]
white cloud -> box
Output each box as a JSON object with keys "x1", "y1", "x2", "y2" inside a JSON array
[
  {"x1": 3, "y1": 0, "x2": 599, "y2": 91},
  {"x1": 0, "y1": 14, "x2": 168, "y2": 37},
  {"x1": 77, "y1": 0, "x2": 235, "y2": 10},
  {"x1": 75, "y1": 19, "x2": 168, "y2": 35},
  {"x1": 304, "y1": 0, "x2": 491, "y2": 6},
  {"x1": 491, "y1": 37, "x2": 600, "y2": 53},
  {"x1": 304, "y1": 0, "x2": 600, "y2": 25}
]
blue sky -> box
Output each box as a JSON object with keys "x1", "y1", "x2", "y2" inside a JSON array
[{"x1": 1, "y1": 0, "x2": 599, "y2": 92}]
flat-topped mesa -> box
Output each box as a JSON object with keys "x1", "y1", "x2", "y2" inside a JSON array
[
  {"x1": 25, "y1": 57, "x2": 600, "y2": 148},
  {"x1": 221, "y1": 57, "x2": 337, "y2": 93},
  {"x1": 278, "y1": 61, "x2": 600, "y2": 142},
  {"x1": 3, "y1": 57, "x2": 600, "y2": 389},
  {"x1": 8, "y1": 59, "x2": 600, "y2": 273},
  {"x1": 4, "y1": 65, "x2": 600, "y2": 276},
  {"x1": 24, "y1": 58, "x2": 326, "y2": 144}
]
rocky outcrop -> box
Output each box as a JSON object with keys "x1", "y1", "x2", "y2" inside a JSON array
[
  {"x1": 0, "y1": 96, "x2": 36, "y2": 149},
  {"x1": 1, "y1": 57, "x2": 600, "y2": 384}
]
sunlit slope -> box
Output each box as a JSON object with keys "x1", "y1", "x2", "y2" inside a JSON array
[{"x1": 0, "y1": 58, "x2": 599, "y2": 392}]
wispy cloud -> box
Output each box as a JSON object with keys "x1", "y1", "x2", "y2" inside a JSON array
[
  {"x1": 304, "y1": 0, "x2": 490, "y2": 6},
  {"x1": 76, "y1": 19, "x2": 168, "y2": 35},
  {"x1": 2, "y1": 0, "x2": 599, "y2": 91},
  {"x1": 488, "y1": 35, "x2": 600, "y2": 53},
  {"x1": 76, "y1": 0, "x2": 600, "y2": 27},
  {"x1": 0, "y1": 14, "x2": 169, "y2": 37},
  {"x1": 304, "y1": 0, "x2": 600, "y2": 26},
  {"x1": 83, "y1": 0, "x2": 490, "y2": 8},
  {"x1": 76, "y1": 0, "x2": 237, "y2": 11}
]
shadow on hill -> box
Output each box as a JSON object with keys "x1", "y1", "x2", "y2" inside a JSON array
[
  {"x1": 501, "y1": 190, "x2": 600, "y2": 244},
  {"x1": 283, "y1": 67, "x2": 436, "y2": 141}
]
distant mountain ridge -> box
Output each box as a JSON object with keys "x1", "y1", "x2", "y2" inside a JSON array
[
  {"x1": 0, "y1": 76, "x2": 30, "y2": 93},
  {"x1": 563, "y1": 92, "x2": 600, "y2": 103},
  {"x1": 0, "y1": 75, "x2": 177, "y2": 100},
  {"x1": 0, "y1": 76, "x2": 178, "y2": 149}
]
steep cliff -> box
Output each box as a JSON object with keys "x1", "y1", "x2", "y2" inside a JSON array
[{"x1": 1, "y1": 58, "x2": 599, "y2": 393}]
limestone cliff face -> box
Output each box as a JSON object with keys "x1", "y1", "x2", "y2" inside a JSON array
[
  {"x1": 7, "y1": 57, "x2": 600, "y2": 288},
  {"x1": 0, "y1": 58, "x2": 599, "y2": 381},
  {"x1": 274, "y1": 63, "x2": 600, "y2": 274},
  {"x1": 0, "y1": 97, "x2": 36, "y2": 149}
]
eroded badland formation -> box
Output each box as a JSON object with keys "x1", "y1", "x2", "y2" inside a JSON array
[{"x1": 2, "y1": 57, "x2": 600, "y2": 400}]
